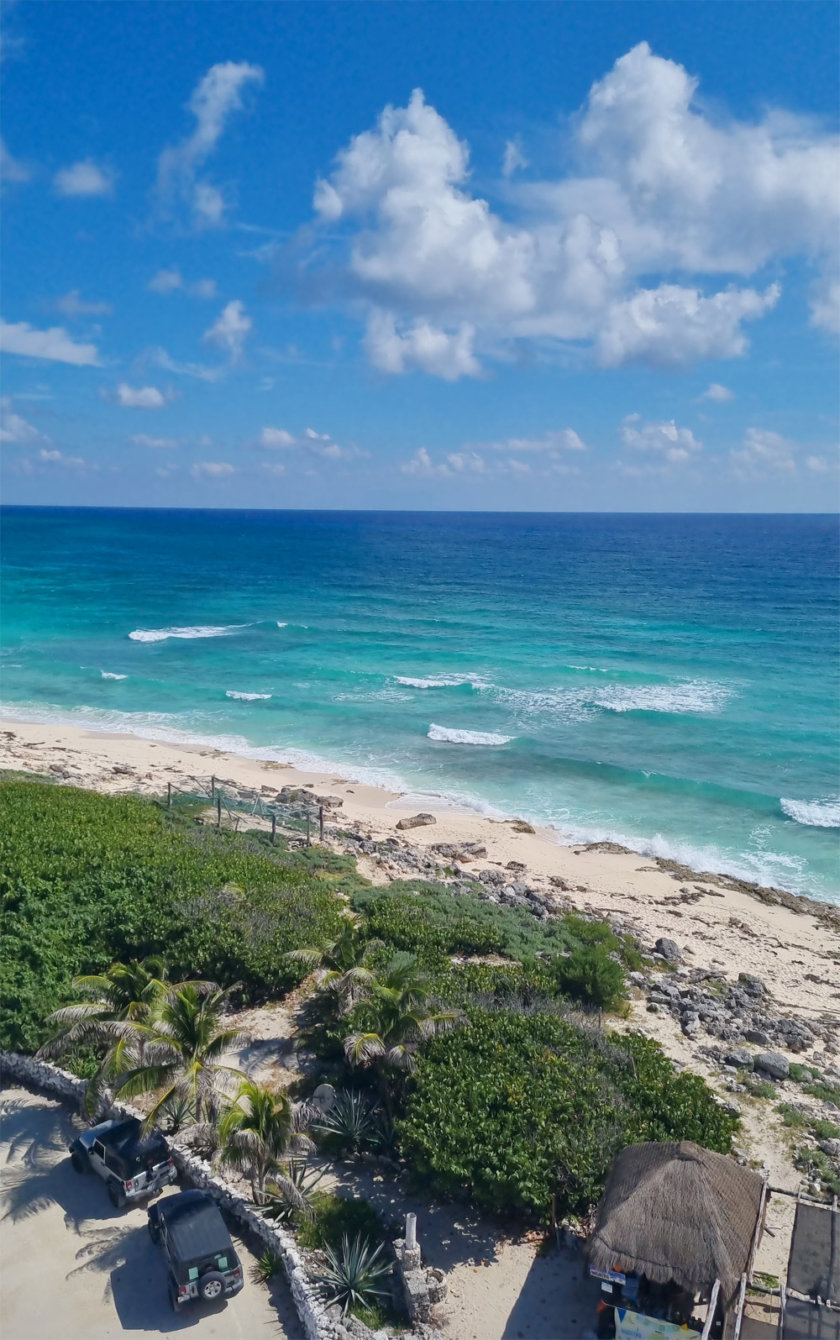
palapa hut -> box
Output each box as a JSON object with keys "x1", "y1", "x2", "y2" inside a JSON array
[{"x1": 587, "y1": 1141, "x2": 766, "y2": 1337}]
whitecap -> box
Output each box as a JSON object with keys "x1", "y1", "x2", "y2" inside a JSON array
[
  {"x1": 276, "y1": 622, "x2": 288, "y2": 628},
  {"x1": 594, "y1": 680, "x2": 732, "y2": 715},
  {"x1": 225, "y1": 690, "x2": 272, "y2": 701},
  {"x1": 100, "y1": 672, "x2": 128, "y2": 680},
  {"x1": 427, "y1": 723, "x2": 513, "y2": 746},
  {"x1": 128, "y1": 624, "x2": 248, "y2": 643},
  {"x1": 396, "y1": 674, "x2": 487, "y2": 689},
  {"x1": 780, "y1": 796, "x2": 840, "y2": 828}
]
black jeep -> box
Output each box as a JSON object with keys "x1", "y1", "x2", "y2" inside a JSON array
[
  {"x1": 69, "y1": 1115, "x2": 177, "y2": 1208},
  {"x1": 148, "y1": 1190, "x2": 245, "y2": 1310}
]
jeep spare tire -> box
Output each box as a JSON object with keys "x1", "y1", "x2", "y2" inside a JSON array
[
  {"x1": 70, "y1": 1150, "x2": 86, "y2": 1174},
  {"x1": 108, "y1": 1180, "x2": 126, "y2": 1209},
  {"x1": 199, "y1": 1272, "x2": 225, "y2": 1302}
]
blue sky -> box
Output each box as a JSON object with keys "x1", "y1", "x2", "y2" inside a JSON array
[{"x1": 1, "y1": 1, "x2": 838, "y2": 510}]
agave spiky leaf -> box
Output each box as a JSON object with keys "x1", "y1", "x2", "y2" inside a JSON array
[{"x1": 313, "y1": 1232, "x2": 391, "y2": 1315}]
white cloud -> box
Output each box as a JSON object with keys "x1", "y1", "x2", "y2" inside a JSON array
[
  {"x1": 701, "y1": 382, "x2": 735, "y2": 402},
  {"x1": 806, "y1": 453, "x2": 838, "y2": 473},
  {"x1": 365, "y1": 311, "x2": 481, "y2": 380},
  {"x1": 37, "y1": 447, "x2": 87, "y2": 469},
  {"x1": 620, "y1": 414, "x2": 702, "y2": 463},
  {"x1": 260, "y1": 427, "x2": 296, "y2": 449},
  {"x1": 131, "y1": 433, "x2": 178, "y2": 449},
  {"x1": 190, "y1": 460, "x2": 235, "y2": 478},
  {"x1": 0, "y1": 137, "x2": 30, "y2": 183},
  {"x1": 155, "y1": 61, "x2": 264, "y2": 228},
  {"x1": 810, "y1": 277, "x2": 840, "y2": 335},
  {"x1": 148, "y1": 269, "x2": 217, "y2": 298},
  {"x1": 53, "y1": 159, "x2": 115, "y2": 197},
  {"x1": 597, "y1": 283, "x2": 779, "y2": 367},
  {"x1": 147, "y1": 347, "x2": 223, "y2": 383},
  {"x1": 0, "y1": 318, "x2": 100, "y2": 365},
  {"x1": 202, "y1": 299, "x2": 251, "y2": 361},
  {"x1": 148, "y1": 268, "x2": 184, "y2": 294},
  {"x1": 401, "y1": 446, "x2": 537, "y2": 479},
  {"x1": 485, "y1": 429, "x2": 587, "y2": 453},
  {"x1": 261, "y1": 462, "x2": 286, "y2": 477},
  {"x1": 114, "y1": 383, "x2": 167, "y2": 409},
  {"x1": 302, "y1": 44, "x2": 839, "y2": 376},
  {"x1": 56, "y1": 290, "x2": 112, "y2": 318},
  {"x1": 730, "y1": 426, "x2": 796, "y2": 477},
  {"x1": 0, "y1": 397, "x2": 46, "y2": 443},
  {"x1": 502, "y1": 138, "x2": 529, "y2": 178}
]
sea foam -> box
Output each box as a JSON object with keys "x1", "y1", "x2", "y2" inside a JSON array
[
  {"x1": 225, "y1": 690, "x2": 272, "y2": 701},
  {"x1": 780, "y1": 796, "x2": 840, "y2": 828},
  {"x1": 593, "y1": 680, "x2": 732, "y2": 715},
  {"x1": 396, "y1": 675, "x2": 486, "y2": 689},
  {"x1": 100, "y1": 671, "x2": 127, "y2": 680},
  {"x1": 427, "y1": 723, "x2": 513, "y2": 746},
  {"x1": 128, "y1": 625, "x2": 247, "y2": 643}
]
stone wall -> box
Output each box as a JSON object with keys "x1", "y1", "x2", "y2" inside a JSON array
[{"x1": 0, "y1": 1050, "x2": 347, "y2": 1340}]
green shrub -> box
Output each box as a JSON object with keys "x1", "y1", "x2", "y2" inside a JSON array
[
  {"x1": 296, "y1": 1192, "x2": 385, "y2": 1253},
  {"x1": 744, "y1": 1078, "x2": 776, "y2": 1100},
  {"x1": 553, "y1": 945, "x2": 627, "y2": 1011},
  {"x1": 777, "y1": 1103, "x2": 807, "y2": 1127},
  {"x1": 398, "y1": 1009, "x2": 736, "y2": 1222},
  {"x1": 812, "y1": 1118, "x2": 840, "y2": 1141},
  {"x1": 0, "y1": 779, "x2": 346, "y2": 1050},
  {"x1": 804, "y1": 1080, "x2": 840, "y2": 1107}
]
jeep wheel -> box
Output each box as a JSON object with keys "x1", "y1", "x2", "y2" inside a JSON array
[
  {"x1": 199, "y1": 1272, "x2": 225, "y2": 1302},
  {"x1": 70, "y1": 1151, "x2": 86, "y2": 1174},
  {"x1": 107, "y1": 1180, "x2": 126, "y2": 1209}
]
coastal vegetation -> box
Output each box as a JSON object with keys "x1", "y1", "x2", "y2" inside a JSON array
[{"x1": 3, "y1": 773, "x2": 740, "y2": 1241}]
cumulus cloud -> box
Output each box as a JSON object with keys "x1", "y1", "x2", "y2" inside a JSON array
[
  {"x1": 401, "y1": 446, "x2": 540, "y2": 478},
  {"x1": 0, "y1": 318, "x2": 100, "y2": 365},
  {"x1": 190, "y1": 460, "x2": 235, "y2": 478},
  {"x1": 301, "y1": 44, "x2": 839, "y2": 376},
  {"x1": 155, "y1": 61, "x2": 264, "y2": 228},
  {"x1": 730, "y1": 427, "x2": 797, "y2": 477},
  {"x1": 260, "y1": 426, "x2": 296, "y2": 449},
  {"x1": 620, "y1": 414, "x2": 702, "y2": 463},
  {"x1": 202, "y1": 299, "x2": 251, "y2": 361},
  {"x1": 114, "y1": 383, "x2": 167, "y2": 409},
  {"x1": 53, "y1": 159, "x2": 115, "y2": 197},
  {"x1": 701, "y1": 382, "x2": 735, "y2": 402},
  {"x1": 805, "y1": 453, "x2": 838, "y2": 473},
  {"x1": 0, "y1": 397, "x2": 46, "y2": 443},
  {"x1": 37, "y1": 447, "x2": 87, "y2": 469},
  {"x1": 56, "y1": 290, "x2": 112, "y2": 318},
  {"x1": 809, "y1": 277, "x2": 840, "y2": 335},
  {"x1": 131, "y1": 433, "x2": 178, "y2": 449},
  {"x1": 148, "y1": 268, "x2": 217, "y2": 298},
  {"x1": 502, "y1": 138, "x2": 529, "y2": 178}
]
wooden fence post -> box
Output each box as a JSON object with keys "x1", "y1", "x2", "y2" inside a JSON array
[
  {"x1": 167, "y1": 782, "x2": 171, "y2": 807},
  {"x1": 216, "y1": 796, "x2": 222, "y2": 830},
  {"x1": 271, "y1": 814, "x2": 276, "y2": 846},
  {"x1": 306, "y1": 813, "x2": 311, "y2": 847},
  {"x1": 319, "y1": 805, "x2": 324, "y2": 844},
  {"x1": 211, "y1": 775, "x2": 215, "y2": 800}
]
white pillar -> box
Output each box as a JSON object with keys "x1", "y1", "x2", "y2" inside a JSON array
[{"x1": 405, "y1": 1212, "x2": 417, "y2": 1249}]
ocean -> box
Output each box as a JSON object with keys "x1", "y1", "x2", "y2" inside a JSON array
[{"x1": 2, "y1": 508, "x2": 838, "y2": 902}]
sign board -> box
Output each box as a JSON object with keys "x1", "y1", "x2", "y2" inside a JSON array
[
  {"x1": 590, "y1": 1266, "x2": 627, "y2": 1284},
  {"x1": 615, "y1": 1308, "x2": 701, "y2": 1340}
]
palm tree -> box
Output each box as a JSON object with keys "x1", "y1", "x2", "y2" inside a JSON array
[
  {"x1": 38, "y1": 957, "x2": 170, "y2": 1114},
  {"x1": 113, "y1": 984, "x2": 245, "y2": 1127},
  {"x1": 218, "y1": 1078, "x2": 314, "y2": 1205},
  {"x1": 343, "y1": 955, "x2": 464, "y2": 1110},
  {"x1": 287, "y1": 916, "x2": 382, "y2": 1016}
]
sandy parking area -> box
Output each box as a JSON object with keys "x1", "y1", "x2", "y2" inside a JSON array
[{"x1": 0, "y1": 1087, "x2": 304, "y2": 1340}]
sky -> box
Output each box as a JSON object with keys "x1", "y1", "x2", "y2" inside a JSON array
[{"x1": 1, "y1": 0, "x2": 839, "y2": 511}]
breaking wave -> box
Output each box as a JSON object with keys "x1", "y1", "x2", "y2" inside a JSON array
[
  {"x1": 129, "y1": 625, "x2": 248, "y2": 643},
  {"x1": 225, "y1": 690, "x2": 272, "y2": 701},
  {"x1": 396, "y1": 675, "x2": 486, "y2": 689},
  {"x1": 427, "y1": 723, "x2": 513, "y2": 746},
  {"x1": 100, "y1": 671, "x2": 127, "y2": 680},
  {"x1": 593, "y1": 680, "x2": 732, "y2": 715},
  {"x1": 780, "y1": 796, "x2": 840, "y2": 828}
]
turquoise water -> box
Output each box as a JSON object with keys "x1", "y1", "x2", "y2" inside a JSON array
[{"x1": 2, "y1": 508, "x2": 838, "y2": 901}]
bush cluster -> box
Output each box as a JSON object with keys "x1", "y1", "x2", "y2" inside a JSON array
[
  {"x1": 0, "y1": 778, "x2": 345, "y2": 1050},
  {"x1": 399, "y1": 1009, "x2": 737, "y2": 1222}
]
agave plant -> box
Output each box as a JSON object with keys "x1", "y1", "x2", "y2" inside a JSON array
[
  {"x1": 314, "y1": 1089, "x2": 379, "y2": 1156},
  {"x1": 313, "y1": 1232, "x2": 392, "y2": 1316}
]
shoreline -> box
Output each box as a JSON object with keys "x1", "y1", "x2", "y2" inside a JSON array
[
  {"x1": 2, "y1": 703, "x2": 836, "y2": 907},
  {"x1": 1, "y1": 715, "x2": 839, "y2": 1024}
]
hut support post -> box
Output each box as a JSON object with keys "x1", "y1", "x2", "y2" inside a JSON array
[
  {"x1": 732, "y1": 1273, "x2": 748, "y2": 1340},
  {"x1": 700, "y1": 1279, "x2": 721, "y2": 1340}
]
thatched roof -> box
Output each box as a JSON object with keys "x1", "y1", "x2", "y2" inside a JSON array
[{"x1": 586, "y1": 1141, "x2": 764, "y2": 1302}]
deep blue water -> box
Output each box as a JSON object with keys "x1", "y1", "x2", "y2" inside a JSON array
[{"x1": 2, "y1": 508, "x2": 838, "y2": 900}]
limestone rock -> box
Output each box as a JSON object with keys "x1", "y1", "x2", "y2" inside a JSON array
[
  {"x1": 396, "y1": 813, "x2": 437, "y2": 830},
  {"x1": 725, "y1": 1049, "x2": 754, "y2": 1069},
  {"x1": 754, "y1": 1051, "x2": 790, "y2": 1080},
  {"x1": 655, "y1": 937, "x2": 682, "y2": 963}
]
